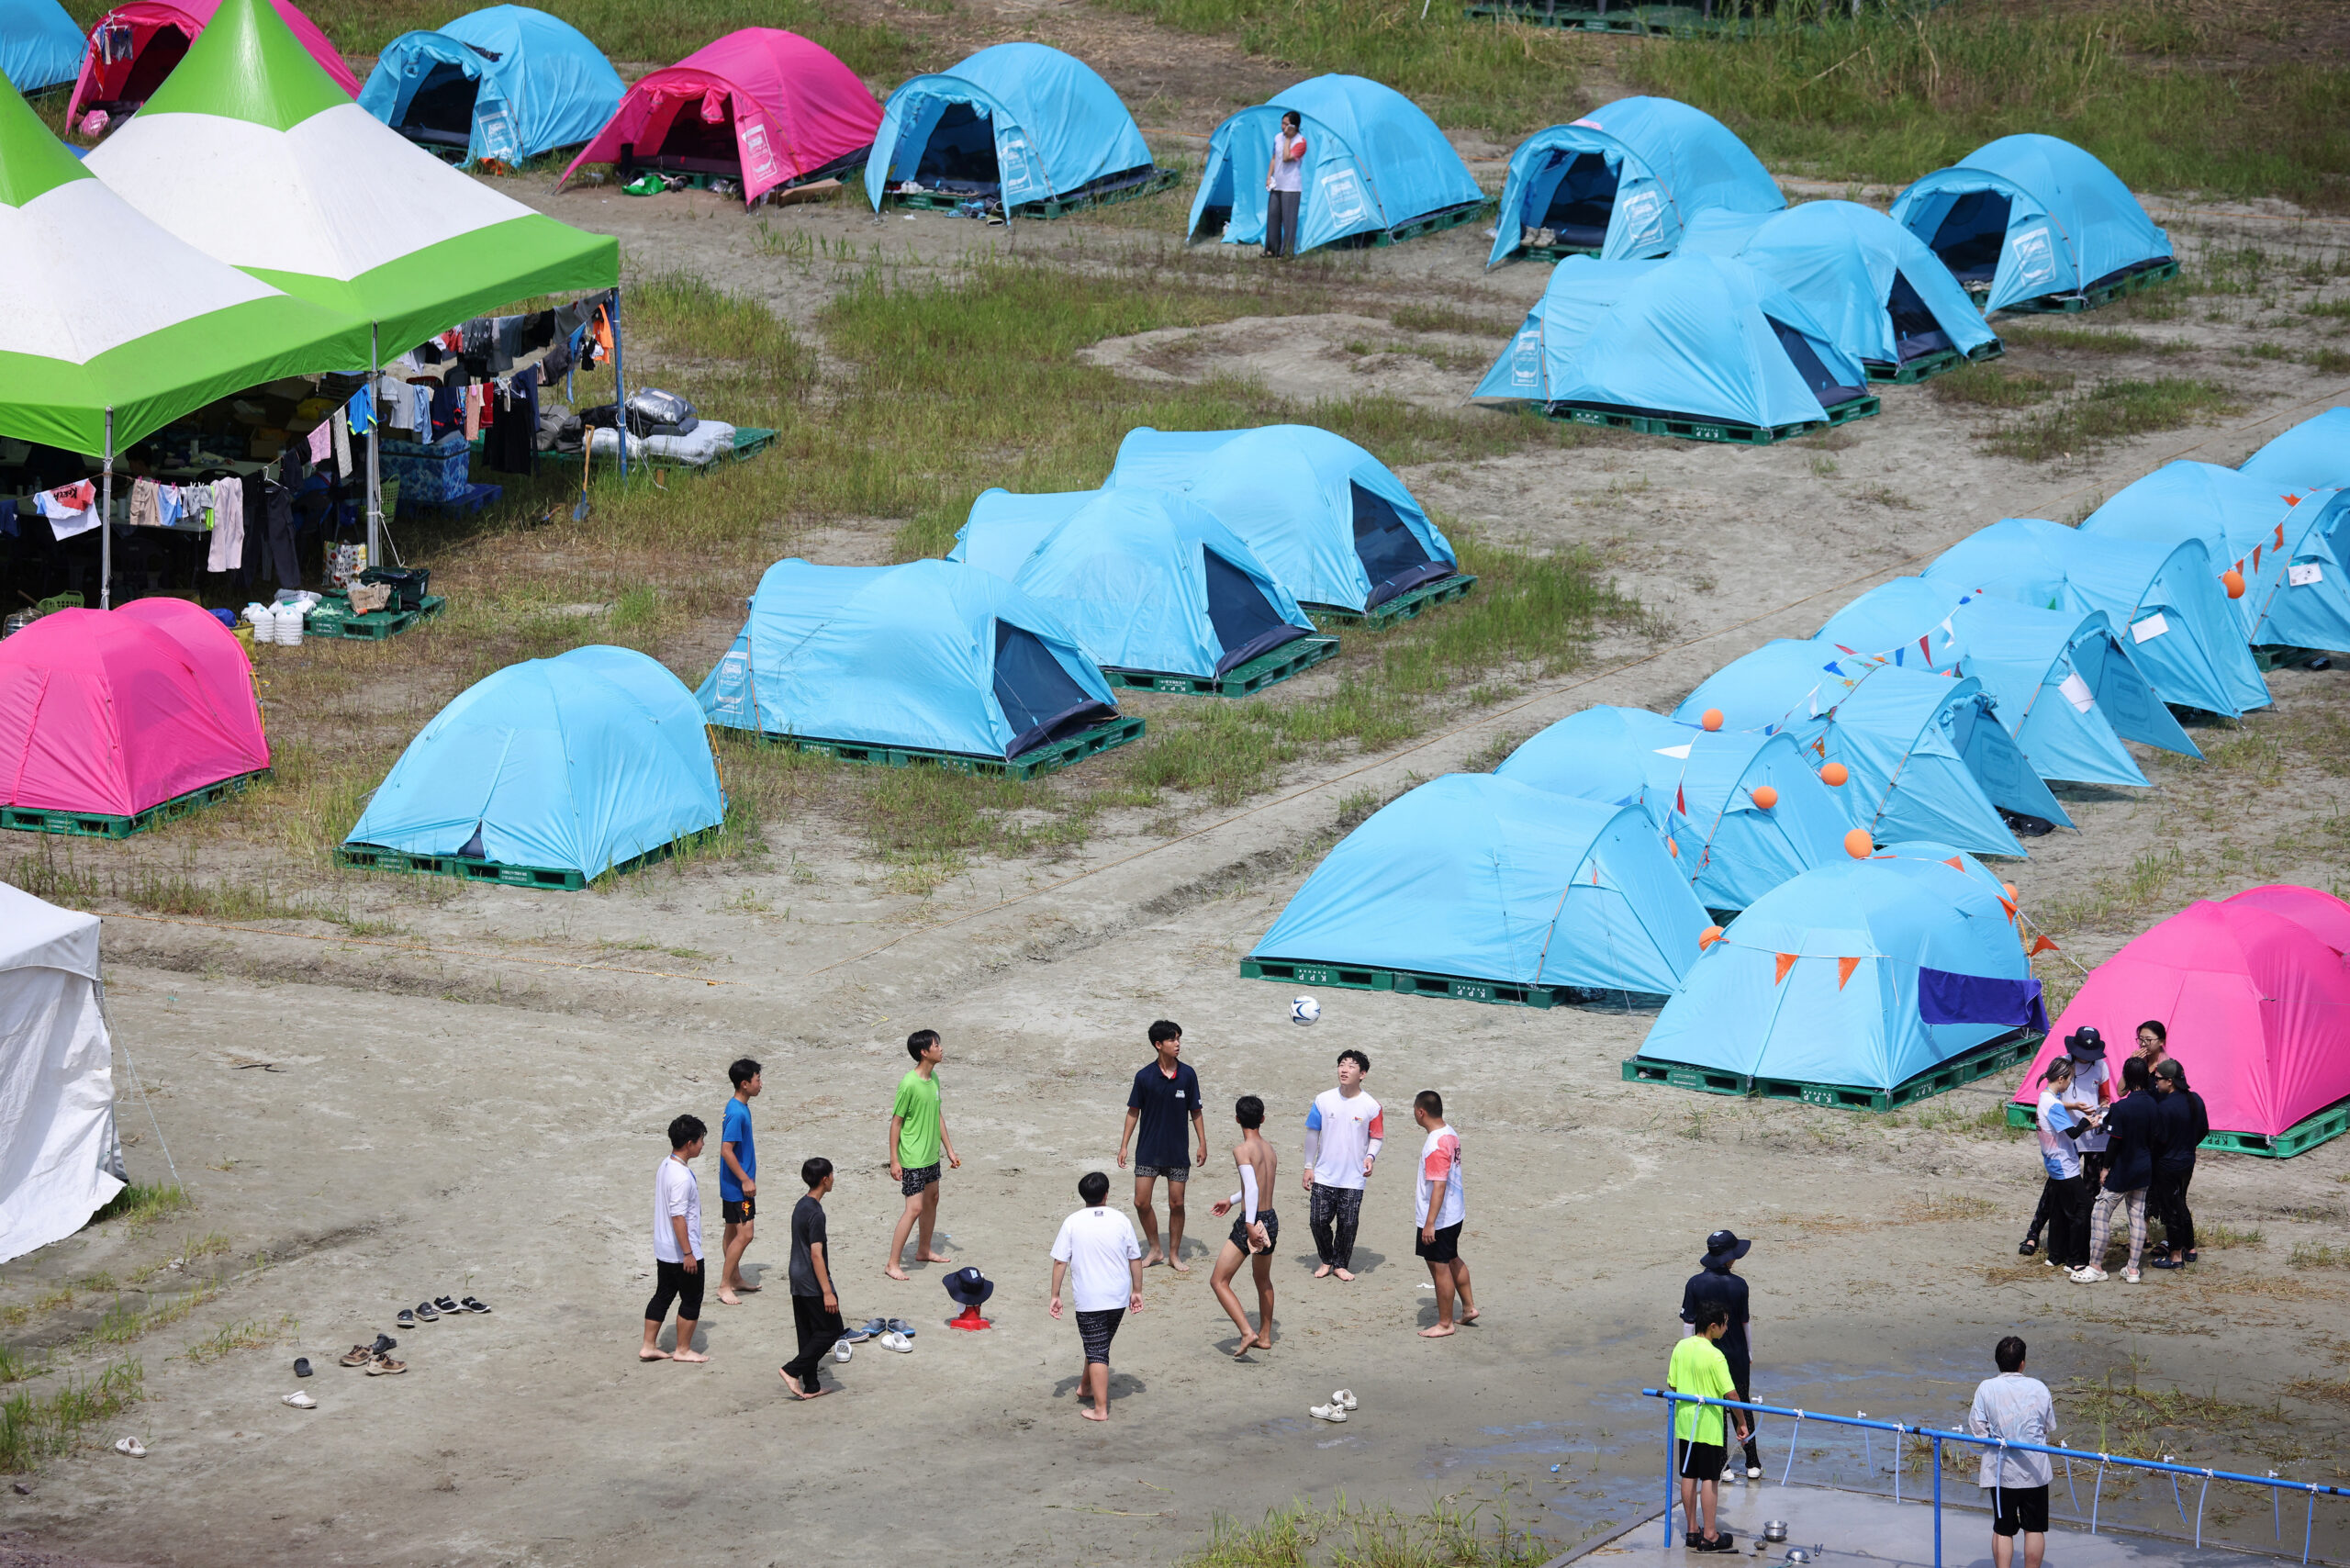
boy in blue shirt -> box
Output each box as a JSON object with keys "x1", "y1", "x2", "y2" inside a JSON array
[{"x1": 719, "y1": 1058, "x2": 761, "y2": 1307}]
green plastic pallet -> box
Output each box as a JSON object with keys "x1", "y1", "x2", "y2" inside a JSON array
[
  {"x1": 2, "y1": 769, "x2": 268, "y2": 840},
  {"x1": 1103, "y1": 635, "x2": 1338, "y2": 698},
  {"x1": 721, "y1": 715, "x2": 1146, "y2": 780},
  {"x1": 2007, "y1": 1092, "x2": 2350, "y2": 1158},
  {"x1": 1240, "y1": 956, "x2": 1660, "y2": 1011},
  {"x1": 2001, "y1": 259, "x2": 2181, "y2": 317},
  {"x1": 882, "y1": 167, "x2": 1178, "y2": 219},
  {"x1": 1373, "y1": 202, "x2": 1490, "y2": 247},
  {"x1": 1301, "y1": 574, "x2": 1478, "y2": 629},
  {"x1": 1462, "y1": 0, "x2": 1728, "y2": 32},
  {"x1": 2254, "y1": 644, "x2": 2342, "y2": 671},
  {"x1": 1519, "y1": 241, "x2": 1605, "y2": 263},
  {"x1": 336, "y1": 833, "x2": 696, "y2": 891},
  {"x1": 1869, "y1": 339, "x2": 2003, "y2": 386},
  {"x1": 1625, "y1": 1029, "x2": 2042, "y2": 1114},
  {"x1": 1546, "y1": 396, "x2": 1879, "y2": 445},
  {"x1": 305, "y1": 593, "x2": 446, "y2": 642}
]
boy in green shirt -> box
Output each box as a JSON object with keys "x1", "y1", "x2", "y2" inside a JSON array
[
  {"x1": 884, "y1": 1029, "x2": 960, "y2": 1281},
  {"x1": 1668, "y1": 1304, "x2": 1749, "y2": 1553}
]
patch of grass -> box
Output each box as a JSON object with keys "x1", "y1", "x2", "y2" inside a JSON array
[
  {"x1": 0, "y1": 1347, "x2": 31, "y2": 1385},
  {"x1": 1998, "y1": 324, "x2": 2186, "y2": 356},
  {"x1": 0, "y1": 1360, "x2": 142, "y2": 1473},
  {"x1": 1389, "y1": 305, "x2": 1516, "y2": 339},
  {"x1": 2199, "y1": 1221, "x2": 2266, "y2": 1249},
  {"x1": 2061, "y1": 1369, "x2": 2276, "y2": 1462},
  {"x1": 1181, "y1": 1489, "x2": 1552, "y2": 1568},
  {"x1": 184, "y1": 1316, "x2": 293, "y2": 1366},
  {"x1": 2044, "y1": 845, "x2": 2188, "y2": 932},
  {"x1": 2290, "y1": 1242, "x2": 2350, "y2": 1269},
  {"x1": 87, "y1": 1184, "x2": 190, "y2": 1231},
  {"x1": 1982, "y1": 378, "x2": 2246, "y2": 463},
  {"x1": 1930, "y1": 363, "x2": 2076, "y2": 409}
]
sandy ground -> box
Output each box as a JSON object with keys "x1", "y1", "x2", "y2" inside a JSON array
[{"x1": 9, "y1": 17, "x2": 2350, "y2": 1562}]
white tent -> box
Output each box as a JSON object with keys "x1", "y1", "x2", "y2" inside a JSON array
[{"x1": 0, "y1": 883, "x2": 125, "y2": 1263}]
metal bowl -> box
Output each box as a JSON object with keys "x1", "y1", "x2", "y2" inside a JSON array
[
  {"x1": 1785, "y1": 1549, "x2": 1816, "y2": 1565},
  {"x1": 1762, "y1": 1521, "x2": 1790, "y2": 1543}
]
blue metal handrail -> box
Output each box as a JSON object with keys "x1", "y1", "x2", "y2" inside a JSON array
[{"x1": 1643, "y1": 1390, "x2": 2350, "y2": 1567}]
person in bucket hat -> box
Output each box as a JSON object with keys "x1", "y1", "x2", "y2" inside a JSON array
[{"x1": 1680, "y1": 1230, "x2": 1759, "y2": 1479}]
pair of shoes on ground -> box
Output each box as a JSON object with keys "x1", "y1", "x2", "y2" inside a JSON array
[
  {"x1": 1684, "y1": 1530, "x2": 1738, "y2": 1553},
  {"x1": 2150, "y1": 1256, "x2": 2188, "y2": 1269},
  {"x1": 841, "y1": 1317, "x2": 915, "y2": 1345},
  {"x1": 2068, "y1": 1265, "x2": 2143, "y2": 1283},
  {"x1": 397, "y1": 1295, "x2": 490, "y2": 1327},
  {"x1": 338, "y1": 1333, "x2": 405, "y2": 1374},
  {"x1": 1310, "y1": 1389, "x2": 1360, "y2": 1423}
]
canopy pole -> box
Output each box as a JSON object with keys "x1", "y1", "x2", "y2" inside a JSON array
[
  {"x1": 611, "y1": 286, "x2": 627, "y2": 480},
  {"x1": 100, "y1": 407, "x2": 114, "y2": 611},
  {"x1": 366, "y1": 321, "x2": 383, "y2": 574}
]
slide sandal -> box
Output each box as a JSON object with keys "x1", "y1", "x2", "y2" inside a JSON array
[
  {"x1": 413, "y1": 1302, "x2": 440, "y2": 1323},
  {"x1": 293, "y1": 1358, "x2": 312, "y2": 1378},
  {"x1": 885, "y1": 1318, "x2": 916, "y2": 1337},
  {"x1": 461, "y1": 1297, "x2": 492, "y2": 1314},
  {"x1": 878, "y1": 1331, "x2": 913, "y2": 1353},
  {"x1": 114, "y1": 1438, "x2": 146, "y2": 1458},
  {"x1": 397, "y1": 1309, "x2": 416, "y2": 1328},
  {"x1": 282, "y1": 1393, "x2": 316, "y2": 1409}
]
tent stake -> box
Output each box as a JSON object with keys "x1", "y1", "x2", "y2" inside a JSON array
[{"x1": 100, "y1": 407, "x2": 114, "y2": 610}]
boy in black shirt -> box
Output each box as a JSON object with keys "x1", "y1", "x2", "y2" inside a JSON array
[
  {"x1": 781, "y1": 1159, "x2": 843, "y2": 1399},
  {"x1": 1117, "y1": 1021, "x2": 1207, "y2": 1273},
  {"x1": 1680, "y1": 1229, "x2": 1762, "y2": 1479}
]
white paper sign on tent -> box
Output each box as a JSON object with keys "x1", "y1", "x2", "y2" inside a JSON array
[
  {"x1": 2059, "y1": 671, "x2": 2096, "y2": 713},
  {"x1": 2129, "y1": 612, "x2": 2168, "y2": 644},
  {"x1": 2289, "y1": 562, "x2": 2325, "y2": 587}
]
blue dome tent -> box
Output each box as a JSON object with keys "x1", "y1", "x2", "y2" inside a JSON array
[
  {"x1": 2, "y1": 0, "x2": 84, "y2": 92},
  {"x1": 866, "y1": 43, "x2": 1160, "y2": 215},
  {"x1": 1678, "y1": 199, "x2": 1999, "y2": 384},
  {"x1": 1107, "y1": 425, "x2": 1463, "y2": 621},
  {"x1": 1674, "y1": 639, "x2": 2070, "y2": 857},
  {"x1": 2240, "y1": 408, "x2": 2350, "y2": 498},
  {"x1": 1817, "y1": 577, "x2": 2199, "y2": 788},
  {"x1": 2081, "y1": 462, "x2": 2349, "y2": 652},
  {"x1": 1486, "y1": 96, "x2": 1783, "y2": 267},
  {"x1": 1629, "y1": 853, "x2": 2047, "y2": 1111},
  {"x1": 359, "y1": 6, "x2": 623, "y2": 164},
  {"x1": 1190, "y1": 74, "x2": 1483, "y2": 254},
  {"x1": 950, "y1": 487, "x2": 1327, "y2": 695},
  {"x1": 1890, "y1": 134, "x2": 2174, "y2": 315},
  {"x1": 338, "y1": 646, "x2": 724, "y2": 890},
  {"x1": 1494, "y1": 705, "x2": 1849, "y2": 913},
  {"x1": 1473, "y1": 254, "x2": 1876, "y2": 443},
  {"x1": 1926, "y1": 515, "x2": 2269, "y2": 718},
  {"x1": 1243, "y1": 774, "x2": 1710, "y2": 1007},
  {"x1": 697, "y1": 559, "x2": 1140, "y2": 777}
]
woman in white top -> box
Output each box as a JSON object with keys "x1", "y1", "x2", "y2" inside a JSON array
[{"x1": 1265, "y1": 111, "x2": 1306, "y2": 259}]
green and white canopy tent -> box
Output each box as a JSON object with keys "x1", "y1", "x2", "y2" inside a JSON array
[
  {"x1": 0, "y1": 71, "x2": 374, "y2": 604},
  {"x1": 84, "y1": 0, "x2": 620, "y2": 567}
]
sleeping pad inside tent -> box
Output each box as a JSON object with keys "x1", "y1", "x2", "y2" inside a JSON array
[
  {"x1": 1487, "y1": 96, "x2": 1782, "y2": 266},
  {"x1": 1632, "y1": 853, "x2": 2046, "y2": 1111},
  {"x1": 1244, "y1": 773, "x2": 1712, "y2": 1007},
  {"x1": 697, "y1": 559, "x2": 1140, "y2": 778},
  {"x1": 340, "y1": 645, "x2": 724, "y2": 890}
]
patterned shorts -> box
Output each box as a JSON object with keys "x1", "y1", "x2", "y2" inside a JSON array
[
  {"x1": 1075, "y1": 1306, "x2": 1125, "y2": 1365},
  {"x1": 1134, "y1": 1163, "x2": 1190, "y2": 1183},
  {"x1": 901, "y1": 1162, "x2": 941, "y2": 1197},
  {"x1": 1229, "y1": 1209, "x2": 1279, "y2": 1255}
]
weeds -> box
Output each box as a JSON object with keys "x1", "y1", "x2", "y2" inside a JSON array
[
  {"x1": 2290, "y1": 1243, "x2": 2350, "y2": 1269},
  {"x1": 1181, "y1": 1488, "x2": 1551, "y2": 1568},
  {"x1": 184, "y1": 1316, "x2": 293, "y2": 1366},
  {"x1": 1997, "y1": 324, "x2": 2185, "y2": 356},
  {"x1": 0, "y1": 1360, "x2": 143, "y2": 1473},
  {"x1": 1930, "y1": 363, "x2": 2075, "y2": 409},
  {"x1": 2199, "y1": 1222, "x2": 2266, "y2": 1249},
  {"x1": 88, "y1": 1184, "x2": 190, "y2": 1231}
]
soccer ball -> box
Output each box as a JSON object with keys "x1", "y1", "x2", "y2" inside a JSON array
[{"x1": 1290, "y1": 995, "x2": 1321, "y2": 1026}]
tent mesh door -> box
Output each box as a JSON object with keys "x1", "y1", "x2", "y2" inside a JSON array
[
  {"x1": 1351, "y1": 484, "x2": 1451, "y2": 607},
  {"x1": 1764, "y1": 317, "x2": 1869, "y2": 410},
  {"x1": 1927, "y1": 191, "x2": 2011, "y2": 285},
  {"x1": 401, "y1": 62, "x2": 481, "y2": 148},
  {"x1": 915, "y1": 103, "x2": 1000, "y2": 194},
  {"x1": 1534, "y1": 151, "x2": 1618, "y2": 250},
  {"x1": 1203, "y1": 549, "x2": 1306, "y2": 673},
  {"x1": 994, "y1": 622, "x2": 1116, "y2": 756},
  {"x1": 1886, "y1": 271, "x2": 1953, "y2": 363}
]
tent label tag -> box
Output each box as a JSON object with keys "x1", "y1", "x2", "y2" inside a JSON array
[
  {"x1": 2289, "y1": 562, "x2": 2324, "y2": 587},
  {"x1": 1617, "y1": 187, "x2": 1664, "y2": 250},
  {"x1": 2058, "y1": 671, "x2": 2096, "y2": 713},
  {"x1": 1319, "y1": 168, "x2": 1366, "y2": 227},
  {"x1": 2009, "y1": 226, "x2": 2057, "y2": 288},
  {"x1": 476, "y1": 105, "x2": 519, "y2": 162},
  {"x1": 2128, "y1": 612, "x2": 2167, "y2": 643}
]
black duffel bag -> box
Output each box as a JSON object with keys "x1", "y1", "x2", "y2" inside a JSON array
[{"x1": 357, "y1": 567, "x2": 431, "y2": 612}]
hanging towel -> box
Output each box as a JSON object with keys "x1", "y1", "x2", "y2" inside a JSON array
[
  {"x1": 129, "y1": 476, "x2": 162, "y2": 528},
  {"x1": 308, "y1": 422, "x2": 332, "y2": 465},
  {"x1": 332, "y1": 409, "x2": 353, "y2": 476},
  {"x1": 464, "y1": 384, "x2": 483, "y2": 442},
  {"x1": 207, "y1": 476, "x2": 245, "y2": 572}
]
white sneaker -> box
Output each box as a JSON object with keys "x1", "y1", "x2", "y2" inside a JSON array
[
  {"x1": 1309, "y1": 1403, "x2": 1348, "y2": 1423},
  {"x1": 1747, "y1": 1465, "x2": 1763, "y2": 1479},
  {"x1": 833, "y1": 1341, "x2": 854, "y2": 1363},
  {"x1": 2071, "y1": 1266, "x2": 2109, "y2": 1282}
]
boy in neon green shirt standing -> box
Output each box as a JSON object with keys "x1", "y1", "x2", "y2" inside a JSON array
[
  {"x1": 885, "y1": 1029, "x2": 960, "y2": 1281},
  {"x1": 1667, "y1": 1304, "x2": 1749, "y2": 1553}
]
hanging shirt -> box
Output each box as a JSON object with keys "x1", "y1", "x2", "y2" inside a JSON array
[
  {"x1": 129, "y1": 476, "x2": 162, "y2": 529},
  {"x1": 207, "y1": 476, "x2": 244, "y2": 572},
  {"x1": 308, "y1": 423, "x2": 332, "y2": 465},
  {"x1": 37, "y1": 481, "x2": 97, "y2": 540},
  {"x1": 347, "y1": 385, "x2": 374, "y2": 438}
]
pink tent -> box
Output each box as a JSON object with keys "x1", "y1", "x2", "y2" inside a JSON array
[
  {"x1": 560, "y1": 28, "x2": 882, "y2": 207},
  {"x1": 68, "y1": 0, "x2": 359, "y2": 119},
  {"x1": 2012, "y1": 885, "x2": 2350, "y2": 1148},
  {"x1": 0, "y1": 601, "x2": 270, "y2": 820}
]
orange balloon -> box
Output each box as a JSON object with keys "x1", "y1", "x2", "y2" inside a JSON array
[
  {"x1": 2222, "y1": 569, "x2": 2245, "y2": 599},
  {"x1": 1699, "y1": 924, "x2": 1725, "y2": 950},
  {"x1": 1700, "y1": 708, "x2": 1724, "y2": 732},
  {"x1": 1843, "y1": 828, "x2": 1874, "y2": 859},
  {"x1": 2001, "y1": 881, "x2": 2019, "y2": 900},
  {"x1": 1819, "y1": 761, "x2": 1850, "y2": 787},
  {"x1": 1751, "y1": 785, "x2": 1779, "y2": 810}
]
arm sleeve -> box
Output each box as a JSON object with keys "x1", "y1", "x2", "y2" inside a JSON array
[
  {"x1": 1303, "y1": 1103, "x2": 1322, "y2": 1165},
  {"x1": 1365, "y1": 1106, "x2": 1384, "y2": 1161},
  {"x1": 1240, "y1": 1164, "x2": 1259, "y2": 1223}
]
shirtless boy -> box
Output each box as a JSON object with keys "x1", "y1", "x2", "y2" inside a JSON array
[{"x1": 1207, "y1": 1095, "x2": 1278, "y2": 1358}]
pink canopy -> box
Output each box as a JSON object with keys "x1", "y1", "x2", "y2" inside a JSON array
[
  {"x1": 68, "y1": 0, "x2": 359, "y2": 119},
  {"x1": 0, "y1": 601, "x2": 270, "y2": 819},
  {"x1": 2011, "y1": 885, "x2": 2350, "y2": 1142},
  {"x1": 560, "y1": 28, "x2": 883, "y2": 207}
]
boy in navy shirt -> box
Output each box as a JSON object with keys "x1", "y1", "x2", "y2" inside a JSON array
[{"x1": 1117, "y1": 1021, "x2": 1206, "y2": 1273}]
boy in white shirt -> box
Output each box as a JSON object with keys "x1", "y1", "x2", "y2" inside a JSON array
[
  {"x1": 1413, "y1": 1091, "x2": 1475, "y2": 1339},
  {"x1": 1302, "y1": 1049, "x2": 1383, "y2": 1282},
  {"x1": 640, "y1": 1114, "x2": 710, "y2": 1363},
  {"x1": 1049, "y1": 1171, "x2": 1146, "y2": 1422}
]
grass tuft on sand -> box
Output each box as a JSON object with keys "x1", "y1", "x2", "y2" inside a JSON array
[
  {"x1": 1181, "y1": 1489, "x2": 1554, "y2": 1568},
  {"x1": 0, "y1": 1361, "x2": 143, "y2": 1474}
]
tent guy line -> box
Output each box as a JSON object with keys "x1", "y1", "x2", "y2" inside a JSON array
[
  {"x1": 803, "y1": 378, "x2": 2350, "y2": 981},
  {"x1": 94, "y1": 911, "x2": 737, "y2": 984}
]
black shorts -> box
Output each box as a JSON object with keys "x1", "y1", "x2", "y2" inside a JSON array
[
  {"x1": 901, "y1": 1163, "x2": 941, "y2": 1197},
  {"x1": 1229, "y1": 1209, "x2": 1279, "y2": 1254},
  {"x1": 1992, "y1": 1484, "x2": 2050, "y2": 1537},
  {"x1": 722, "y1": 1197, "x2": 755, "y2": 1225},
  {"x1": 1075, "y1": 1307, "x2": 1124, "y2": 1365},
  {"x1": 1416, "y1": 1221, "x2": 1463, "y2": 1262},
  {"x1": 1676, "y1": 1439, "x2": 1726, "y2": 1482},
  {"x1": 1134, "y1": 1163, "x2": 1190, "y2": 1183}
]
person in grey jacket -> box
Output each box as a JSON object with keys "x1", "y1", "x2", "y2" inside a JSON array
[{"x1": 1969, "y1": 1336, "x2": 2059, "y2": 1568}]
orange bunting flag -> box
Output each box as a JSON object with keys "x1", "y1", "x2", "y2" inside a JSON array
[
  {"x1": 2028, "y1": 935, "x2": 2061, "y2": 955},
  {"x1": 2000, "y1": 898, "x2": 2018, "y2": 917},
  {"x1": 1943, "y1": 857, "x2": 1964, "y2": 870},
  {"x1": 2277, "y1": 522, "x2": 2287, "y2": 549},
  {"x1": 1774, "y1": 953, "x2": 1798, "y2": 985},
  {"x1": 1836, "y1": 956, "x2": 1861, "y2": 990},
  {"x1": 2254, "y1": 543, "x2": 2264, "y2": 572}
]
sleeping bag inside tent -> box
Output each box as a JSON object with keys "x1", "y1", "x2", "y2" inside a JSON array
[
  {"x1": 0, "y1": 882, "x2": 125, "y2": 1265},
  {"x1": 2083, "y1": 464, "x2": 2350, "y2": 654},
  {"x1": 1890, "y1": 133, "x2": 2173, "y2": 315},
  {"x1": 2010, "y1": 885, "x2": 2350, "y2": 1156},
  {"x1": 1677, "y1": 199, "x2": 1999, "y2": 384},
  {"x1": 867, "y1": 42, "x2": 1158, "y2": 214},
  {"x1": 1487, "y1": 96, "x2": 1782, "y2": 266},
  {"x1": 1191, "y1": 73, "x2": 1483, "y2": 254},
  {"x1": 1925, "y1": 515, "x2": 2270, "y2": 719},
  {"x1": 562, "y1": 28, "x2": 879, "y2": 204},
  {"x1": 2240, "y1": 408, "x2": 2350, "y2": 498},
  {"x1": 1631, "y1": 854, "x2": 2046, "y2": 1110},
  {"x1": 1106, "y1": 425, "x2": 1462, "y2": 620},
  {"x1": 1673, "y1": 638, "x2": 2069, "y2": 857},
  {"x1": 69, "y1": 0, "x2": 356, "y2": 118},
  {"x1": 1473, "y1": 254, "x2": 1878, "y2": 442},
  {"x1": 1244, "y1": 774, "x2": 1710, "y2": 1006},
  {"x1": 361, "y1": 6, "x2": 622, "y2": 165},
  {"x1": 1494, "y1": 705, "x2": 1848, "y2": 914},
  {"x1": 3, "y1": 0, "x2": 84, "y2": 92},
  {"x1": 0, "y1": 601, "x2": 269, "y2": 834},
  {"x1": 697, "y1": 559, "x2": 1138, "y2": 776},
  {"x1": 1816, "y1": 577, "x2": 2199, "y2": 786},
  {"x1": 951, "y1": 487, "x2": 1325, "y2": 692},
  {"x1": 340, "y1": 646, "x2": 723, "y2": 889}
]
